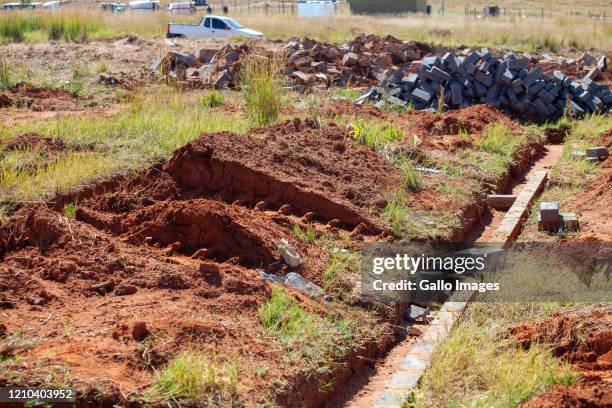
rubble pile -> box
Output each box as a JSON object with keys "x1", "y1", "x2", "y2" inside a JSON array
[
  {"x1": 156, "y1": 43, "x2": 267, "y2": 89},
  {"x1": 357, "y1": 48, "x2": 611, "y2": 120},
  {"x1": 284, "y1": 34, "x2": 432, "y2": 90},
  {"x1": 153, "y1": 34, "x2": 432, "y2": 90}
]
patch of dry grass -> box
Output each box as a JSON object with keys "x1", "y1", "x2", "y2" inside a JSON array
[{"x1": 1, "y1": 7, "x2": 610, "y2": 52}]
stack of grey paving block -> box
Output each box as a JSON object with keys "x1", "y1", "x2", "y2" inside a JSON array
[
  {"x1": 538, "y1": 202, "x2": 579, "y2": 232},
  {"x1": 571, "y1": 146, "x2": 609, "y2": 163},
  {"x1": 357, "y1": 48, "x2": 611, "y2": 120}
]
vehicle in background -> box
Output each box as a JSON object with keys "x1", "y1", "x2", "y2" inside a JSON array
[
  {"x1": 3, "y1": 2, "x2": 36, "y2": 9},
  {"x1": 42, "y1": 1, "x2": 61, "y2": 9},
  {"x1": 100, "y1": 2, "x2": 126, "y2": 12},
  {"x1": 194, "y1": 0, "x2": 208, "y2": 6},
  {"x1": 128, "y1": 0, "x2": 159, "y2": 11},
  {"x1": 168, "y1": 1, "x2": 195, "y2": 14},
  {"x1": 166, "y1": 15, "x2": 263, "y2": 39}
]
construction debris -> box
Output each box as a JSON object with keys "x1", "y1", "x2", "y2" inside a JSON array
[
  {"x1": 283, "y1": 34, "x2": 431, "y2": 90},
  {"x1": 153, "y1": 34, "x2": 431, "y2": 90},
  {"x1": 358, "y1": 49, "x2": 611, "y2": 120}
]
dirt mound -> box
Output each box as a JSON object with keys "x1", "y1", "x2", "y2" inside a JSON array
[
  {"x1": 0, "y1": 83, "x2": 80, "y2": 111},
  {"x1": 510, "y1": 308, "x2": 612, "y2": 408},
  {"x1": 521, "y1": 382, "x2": 612, "y2": 408},
  {"x1": 1, "y1": 133, "x2": 66, "y2": 154},
  {"x1": 160, "y1": 120, "x2": 400, "y2": 234}
]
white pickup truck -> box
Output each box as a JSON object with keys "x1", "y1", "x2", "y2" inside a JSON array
[{"x1": 166, "y1": 15, "x2": 263, "y2": 39}]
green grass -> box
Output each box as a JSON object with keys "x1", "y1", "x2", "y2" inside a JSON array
[
  {"x1": 0, "y1": 58, "x2": 14, "y2": 90},
  {"x1": 150, "y1": 350, "x2": 241, "y2": 406},
  {"x1": 0, "y1": 89, "x2": 249, "y2": 212},
  {"x1": 0, "y1": 12, "x2": 103, "y2": 43},
  {"x1": 406, "y1": 303, "x2": 579, "y2": 408},
  {"x1": 259, "y1": 287, "x2": 379, "y2": 375},
  {"x1": 469, "y1": 123, "x2": 525, "y2": 178},
  {"x1": 94, "y1": 60, "x2": 109, "y2": 73},
  {"x1": 398, "y1": 159, "x2": 422, "y2": 192},
  {"x1": 323, "y1": 251, "x2": 361, "y2": 293},
  {"x1": 381, "y1": 189, "x2": 460, "y2": 240},
  {"x1": 199, "y1": 90, "x2": 225, "y2": 108},
  {"x1": 240, "y1": 53, "x2": 284, "y2": 126},
  {"x1": 292, "y1": 224, "x2": 317, "y2": 245},
  {"x1": 350, "y1": 120, "x2": 404, "y2": 151},
  {"x1": 63, "y1": 201, "x2": 77, "y2": 218}
]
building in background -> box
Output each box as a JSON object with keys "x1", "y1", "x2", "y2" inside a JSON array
[{"x1": 348, "y1": 0, "x2": 427, "y2": 14}]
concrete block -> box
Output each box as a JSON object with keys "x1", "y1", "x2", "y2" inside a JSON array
[
  {"x1": 540, "y1": 202, "x2": 560, "y2": 221},
  {"x1": 487, "y1": 194, "x2": 517, "y2": 211},
  {"x1": 486, "y1": 83, "x2": 500, "y2": 100},
  {"x1": 569, "y1": 100, "x2": 585, "y2": 117},
  {"x1": 597, "y1": 56, "x2": 607, "y2": 72},
  {"x1": 387, "y1": 95, "x2": 408, "y2": 107},
  {"x1": 508, "y1": 58, "x2": 529, "y2": 70},
  {"x1": 474, "y1": 70, "x2": 493, "y2": 87},
  {"x1": 523, "y1": 69, "x2": 542, "y2": 88},
  {"x1": 412, "y1": 87, "x2": 433, "y2": 103},
  {"x1": 500, "y1": 69, "x2": 514, "y2": 85},
  {"x1": 474, "y1": 81, "x2": 487, "y2": 97},
  {"x1": 430, "y1": 66, "x2": 451, "y2": 82},
  {"x1": 586, "y1": 67, "x2": 601, "y2": 81},
  {"x1": 538, "y1": 88, "x2": 555, "y2": 104},
  {"x1": 533, "y1": 98, "x2": 549, "y2": 116},
  {"x1": 560, "y1": 213, "x2": 579, "y2": 232},
  {"x1": 506, "y1": 89, "x2": 518, "y2": 104},
  {"x1": 586, "y1": 147, "x2": 609, "y2": 159},
  {"x1": 538, "y1": 215, "x2": 562, "y2": 232},
  {"x1": 464, "y1": 51, "x2": 481, "y2": 66},
  {"x1": 527, "y1": 81, "x2": 545, "y2": 96},
  {"x1": 451, "y1": 84, "x2": 463, "y2": 105}
]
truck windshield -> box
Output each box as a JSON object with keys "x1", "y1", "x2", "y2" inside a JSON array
[{"x1": 223, "y1": 18, "x2": 242, "y2": 29}]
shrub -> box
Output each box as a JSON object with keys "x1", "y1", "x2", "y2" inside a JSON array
[
  {"x1": 0, "y1": 58, "x2": 13, "y2": 90},
  {"x1": 199, "y1": 90, "x2": 224, "y2": 108},
  {"x1": 240, "y1": 53, "x2": 284, "y2": 126}
]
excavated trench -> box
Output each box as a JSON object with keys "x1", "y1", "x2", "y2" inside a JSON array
[{"x1": 336, "y1": 138, "x2": 567, "y2": 408}]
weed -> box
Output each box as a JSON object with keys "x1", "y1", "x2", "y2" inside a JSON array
[
  {"x1": 240, "y1": 53, "x2": 284, "y2": 126},
  {"x1": 0, "y1": 58, "x2": 13, "y2": 90},
  {"x1": 349, "y1": 120, "x2": 404, "y2": 150},
  {"x1": 381, "y1": 189, "x2": 459, "y2": 239},
  {"x1": 291, "y1": 224, "x2": 317, "y2": 245},
  {"x1": 398, "y1": 159, "x2": 421, "y2": 192},
  {"x1": 199, "y1": 90, "x2": 225, "y2": 108},
  {"x1": 474, "y1": 123, "x2": 519, "y2": 157},
  {"x1": 94, "y1": 60, "x2": 109, "y2": 73},
  {"x1": 114, "y1": 88, "x2": 126, "y2": 103},
  {"x1": 151, "y1": 350, "x2": 241, "y2": 405},
  {"x1": 323, "y1": 252, "x2": 360, "y2": 292},
  {"x1": 63, "y1": 201, "x2": 77, "y2": 218}
]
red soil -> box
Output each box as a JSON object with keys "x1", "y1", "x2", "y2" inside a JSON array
[
  {"x1": 322, "y1": 100, "x2": 522, "y2": 151},
  {"x1": 0, "y1": 122, "x2": 416, "y2": 406},
  {"x1": 569, "y1": 127, "x2": 612, "y2": 241},
  {"x1": 0, "y1": 83, "x2": 80, "y2": 112},
  {"x1": 510, "y1": 309, "x2": 612, "y2": 408}
]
